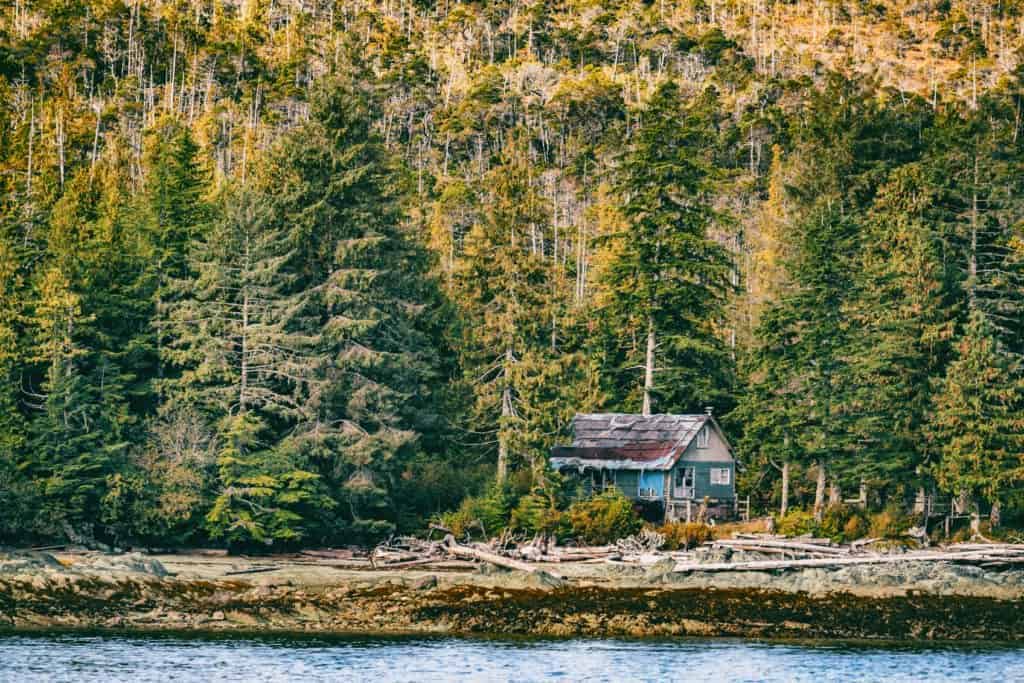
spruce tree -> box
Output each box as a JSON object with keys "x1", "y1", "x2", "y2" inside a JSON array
[
  {"x1": 930, "y1": 311, "x2": 1024, "y2": 523},
  {"x1": 140, "y1": 116, "x2": 208, "y2": 392},
  {"x1": 843, "y1": 165, "x2": 957, "y2": 493},
  {"x1": 597, "y1": 81, "x2": 733, "y2": 416},
  {"x1": 260, "y1": 81, "x2": 448, "y2": 539},
  {"x1": 25, "y1": 267, "x2": 130, "y2": 538},
  {"x1": 166, "y1": 186, "x2": 326, "y2": 547},
  {"x1": 451, "y1": 136, "x2": 563, "y2": 484}
]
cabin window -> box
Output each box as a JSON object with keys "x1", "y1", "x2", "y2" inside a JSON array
[
  {"x1": 673, "y1": 467, "x2": 695, "y2": 498},
  {"x1": 590, "y1": 469, "x2": 615, "y2": 492},
  {"x1": 696, "y1": 426, "x2": 709, "y2": 448},
  {"x1": 710, "y1": 467, "x2": 731, "y2": 485}
]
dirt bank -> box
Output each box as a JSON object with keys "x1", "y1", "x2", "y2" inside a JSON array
[{"x1": 1, "y1": 550, "x2": 1022, "y2": 640}]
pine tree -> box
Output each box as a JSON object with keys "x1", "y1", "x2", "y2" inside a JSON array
[
  {"x1": 930, "y1": 311, "x2": 1024, "y2": 523},
  {"x1": 597, "y1": 81, "x2": 734, "y2": 416}
]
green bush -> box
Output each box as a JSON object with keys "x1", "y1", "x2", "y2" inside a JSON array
[
  {"x1": 657, "y1": 522, "x2": 714, "y2": 550},
  {"x1": 437, "y1": 484, "x2": 515, "y2": 539},
  {"x1": 567, "y1": 489, "x2": 642, "y2": 544},
  {"x1": 774, "y1": 510, "x2": 818, "y2": 537},
  {"x1": 510, "y1": 490, "x2": 567, "y2": 537},
  {"x1": 819, "y1": 504, "x2": 869, "y2": 542}
]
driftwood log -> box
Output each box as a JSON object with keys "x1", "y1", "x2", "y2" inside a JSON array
[
  {"x1": 713, "y1": 539, "x2": 850, "y2": 555},
  {"x1": 443, "y1": 534, "x2": 563, "y2": 578},
  {"x1": 673, "y1": 550, "x2": 1024, "y2": 573}
]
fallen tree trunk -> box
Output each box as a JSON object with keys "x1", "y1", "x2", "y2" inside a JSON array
[
  {"x1": 673, "y1": 551, "x2": 1024, "y2": 573},
  {"x1": 714, "y1": 539, "x2": 850, "y2": 555},
  {"x1": 444, "y1": 535, "x2": 563, "y2": 578},
  {"x1": 223, "y1": 565, "x2": 280, "y2": 576},
  {"x1": 711, "y1": 544, "x2": 839, "y2": 558}
]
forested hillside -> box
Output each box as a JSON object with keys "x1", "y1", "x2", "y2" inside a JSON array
[{"x1": 2, "y1": 0, "x2": 1024, "y2": 548}]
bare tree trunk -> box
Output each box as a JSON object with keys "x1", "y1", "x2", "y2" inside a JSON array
[
  {"x1": 969, "y1": 156, "x2": 978, "y2": 310},
  {"x1": 829, "y1": 481, "x2": 841, "y2": 506},
  {"x1": 497, "y1": 345, "x2": 512, "y2": 484},
  {"x1": 813, "y1": 459, "x2": 826, "y2": 521},
  {"x1": 239, "y1": 236, "x2": 250, "y2": 414},
  {"x1": 779, "y1": 460, "x2": 790, "y2": 517},
  {"x1": 991, "y1": 500, "x2": 1001, "y2": 528},
  {"x1": 642, "y1": 318, "x2": 655, "y2": 417}
]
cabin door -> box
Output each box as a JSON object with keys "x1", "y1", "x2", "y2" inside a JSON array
[{"x1": 673, "y1": 466, "x2": 695, "y2": 499}]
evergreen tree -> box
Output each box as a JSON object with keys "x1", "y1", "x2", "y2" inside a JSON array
[
  {"x1": 597, "y1": 81, "x2": 733, "y2": 417},
  {"x1": 930, "y1": 311, "x2": 1024, "y2": 523},
  {"x1": 166, "y1": 186, "x2": 326, "y2": 546},
  {"x1": 452, "y1": 136, "x2": 564, "y2": 483},
  {"x1": 140, "y1": 116, "x2": 208, "y2": 391},
  {"x1": 262, "y1": 81, "x2": 449, "y2": 540},
  {"x1": 25, "y1": 266, "x2": 130, "y2": 538},
  {"x1": 842, "y1": 165, "x2": 957, "y2": 494},
  {"x1": 735, "y1": 77, "x2": 920, "y2": 517}
]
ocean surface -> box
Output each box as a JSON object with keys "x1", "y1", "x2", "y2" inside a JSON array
[{"x1": 0, "y1": 631, "x2": 1020, "y2": 682}]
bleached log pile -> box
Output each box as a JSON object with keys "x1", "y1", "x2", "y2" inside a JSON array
[{"x1": 362, "y1": 530, "x2": 1024, "y2": 576}]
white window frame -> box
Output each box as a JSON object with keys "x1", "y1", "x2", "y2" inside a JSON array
[
  {"x1": 710, "y1": 467, "x2": 731, "y2": 486},
  {"x1": 696, "y1": 425, "x2": 710, "y2": 448}
]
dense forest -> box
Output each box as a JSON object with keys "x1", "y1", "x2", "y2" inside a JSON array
[{"x1": 2, "y1": 0, "x2": 1024, "y2": 548}]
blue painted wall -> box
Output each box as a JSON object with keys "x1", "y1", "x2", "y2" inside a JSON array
[{"x1": 638, "y1": 471, "x2": 665, "y2": 498}]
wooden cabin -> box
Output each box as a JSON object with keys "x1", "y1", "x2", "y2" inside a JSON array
[{"x1": 550, "y1": 413, "x2": 737, "y2": 523}]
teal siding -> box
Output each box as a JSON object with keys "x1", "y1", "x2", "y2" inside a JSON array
[
  {"x1": 613, "y1": 470, "x2": 639, "y2": 497},
  {"x1": 562, "y1": 463, "x2": 732, "y2": 501},
  {"x1": 677, "y1": 460, "x2": 735, "y2": 500}
]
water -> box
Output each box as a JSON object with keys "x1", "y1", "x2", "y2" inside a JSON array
[{"x1": 0, "y1": 631, "x2": 1021, "y2": 682}]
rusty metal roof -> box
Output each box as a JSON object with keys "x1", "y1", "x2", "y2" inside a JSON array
[{"x1": 550, "y1": 413, "x2": 710, "y2": 471}]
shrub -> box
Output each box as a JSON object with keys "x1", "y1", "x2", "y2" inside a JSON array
[
  {"x1": 869, "y1": 505, "x2": 913, "y2": 539},
  {"x1": 774, "y1": 510, "x2": 818, "y2": 537},
  {"x1": 510, "y1": 490, "x2": 567, "y2": 537},
  {"x1": 843, "y1": 514, "x2": 869, "y2": 540},
  {"x1": 657, "y1": 522, "x2": 714, "y2": 550},
  {"x1": 819, "y1": 504, "x2": 869, "y2": 542},
  {"x1": 437, "y1": 484, "x2": 515, "y2": 539},
  {"x1": 567, "y1": 489, "x2": 642, "y2": 544}
]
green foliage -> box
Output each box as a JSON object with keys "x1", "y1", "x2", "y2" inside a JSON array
[
  {"x1": 438, "y1": 484, "x2": 516, "y2": 539},
  {"x1": 597, "y1": 81, "x2": 734, "y2": 414},
  {"x1": 205, "y1": 414, "x2": 333, "y2": 549},
  {"x1": 8, "y1": 2, "x2": 1024, "y2": 548},
  {"x1": 567, "y1": 489, "x2": 642, "y2": 544},
  {"x1": 929, "y1": 311, "x2": 1024, "y2": 507},
  {"x1": 510, "y1": 489, "x2": 568, "y2": 537},
  {"x1": 774, "y1": 510, "x2": 819, "y2": 537},
  {"x1": 819, "y1": 504, "x2": 869, "y2": 543}
]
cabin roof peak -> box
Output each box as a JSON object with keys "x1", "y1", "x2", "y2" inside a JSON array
[
  {"x1": 551, "y1": 412, "x2": 719, "y2": 471},
  {"x1": 571, "y1": 412, "x2": 709, "y2": 449}
]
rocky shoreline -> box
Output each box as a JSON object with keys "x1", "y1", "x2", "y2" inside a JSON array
[{"x1": 1, "y1": 549, "x2": 1023, "y2": 641}]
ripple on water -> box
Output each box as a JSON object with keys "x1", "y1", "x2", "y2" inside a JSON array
[{"x1": 0, "y1": 632, "x2": 1022, "y2": 682}]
